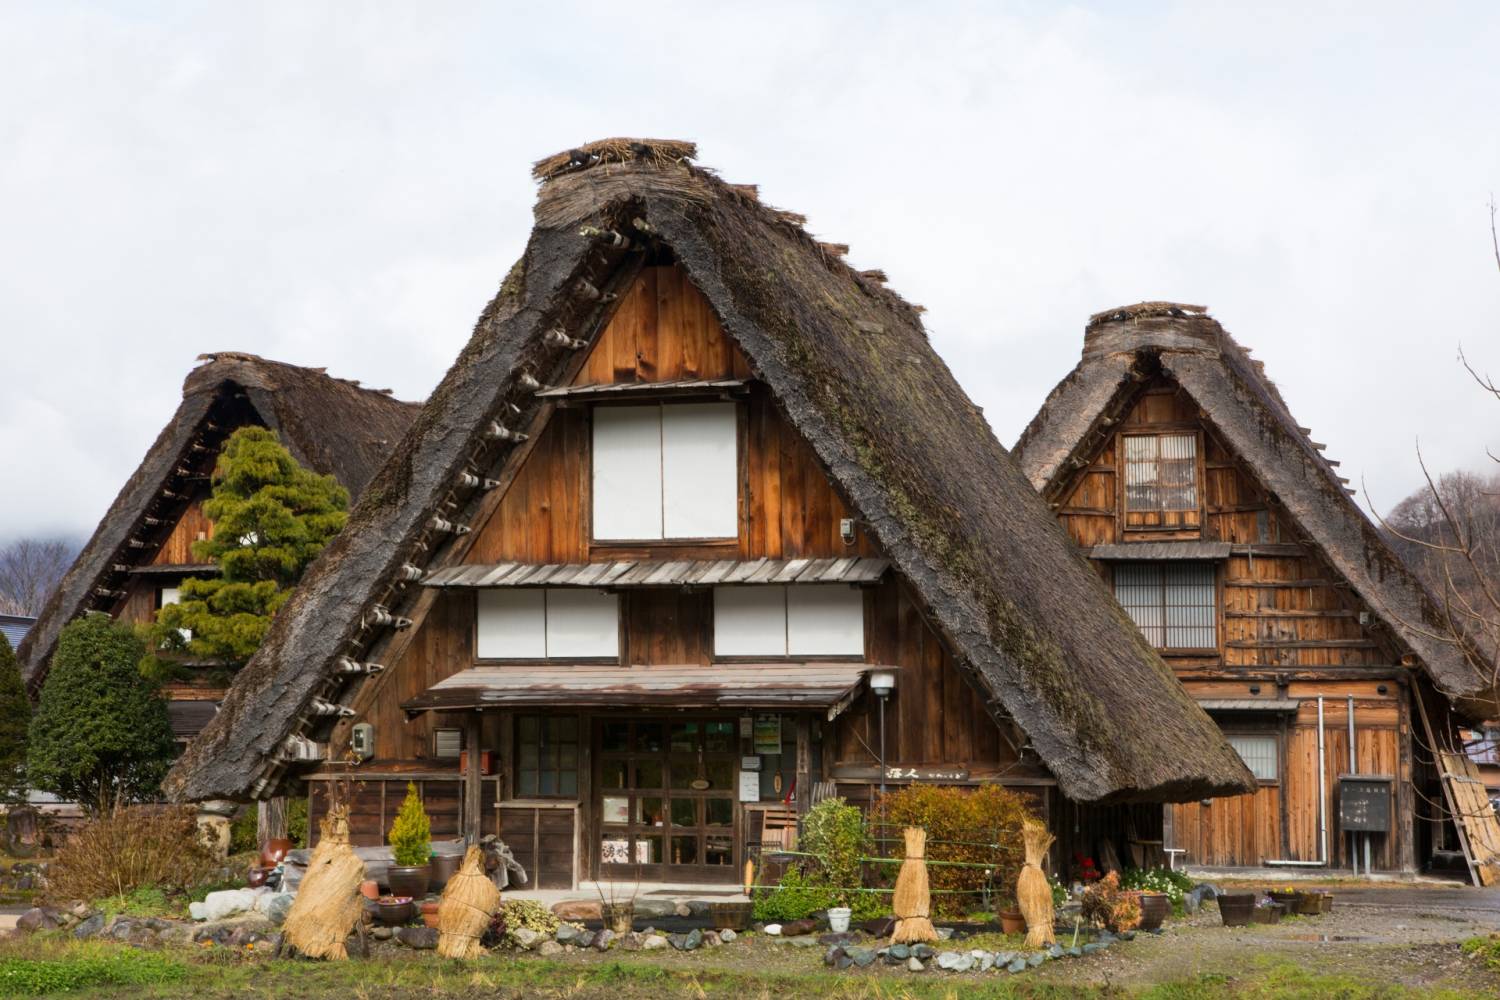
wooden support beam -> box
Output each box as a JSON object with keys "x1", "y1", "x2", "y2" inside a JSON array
[{"x1": 795, "y1": 716, "x2": 812, "y2": 819}]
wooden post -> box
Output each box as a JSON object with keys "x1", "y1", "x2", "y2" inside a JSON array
[
  {"x1": 576, "y1": 713, "x2": 592, "y2": 887},
  {"x1": 463, "y1": 712, "x2": 483, "y2": 845},
  {"x1": 1396, "y1": 684, "x2": 1416, "y2": 874},
  {"x1": 795, "y1": 715, "x2": 812, "y2": 819},
  {"x1": 257, "y1": 796, "x2": 288, "y2": 846}
]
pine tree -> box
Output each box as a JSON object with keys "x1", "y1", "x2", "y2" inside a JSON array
[
  {"x1": 0, "y1": 633, "x2": 30, "y2": 805},
  {"x1": 388, "y1": 782, "x2": 432, "y2": 867},
  {"x1": 27, "y1": 614, "x2": 175, "y2": 810},
  {"x1": 143, "y1": 426, "x2": 349, "y2": 673}
]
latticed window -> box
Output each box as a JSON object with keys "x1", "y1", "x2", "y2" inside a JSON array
[
  {"x1": 1226, "y1": 733, "x2": 1279, "y2": 781},
  {"x1": 1123, "y1": 433, "x2": 1198, "y2": 512},
  {"x1": 1113, "y1": 562, "x2": 1217, "y2": 649},
  {"x1": 516, "y1": 715, "x2": 579, "y2": 797}
]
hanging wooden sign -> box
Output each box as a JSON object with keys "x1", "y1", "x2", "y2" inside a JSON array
[
  {"x1": 753, "y1": 714, "x2": 782, "y2": 754},
  {"x1": 884, "y1": 765, "x2": 970, "y2": 782}
]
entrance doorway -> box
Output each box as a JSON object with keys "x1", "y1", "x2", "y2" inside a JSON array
[{"x1": 596, "y1": 718, "x2": 739, "y2": 882}]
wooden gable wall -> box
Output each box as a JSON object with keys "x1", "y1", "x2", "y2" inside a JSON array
[{"x1": 345, "y1": 264, "x2": 1025, "y2": 782}]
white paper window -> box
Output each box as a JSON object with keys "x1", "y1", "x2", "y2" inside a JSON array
[
  {"x1": 159, "y1": 586, "x2": 181, "y2": 607},
  {"x1": 1226, "y1": 734, "x2": 1279, "y2": 782},
  {"x1": 592, "y1": 403, "x2": 737, "y2": 540},
  {"x1": 1113, "y1": 562, "x2": 1216, "y2": 649},
  {"x1": 477, "y1": 588, "x2": 617, "y2": 659},
  {"x1": 714, "y1": 585, "x2": 864, "y2": 657}
]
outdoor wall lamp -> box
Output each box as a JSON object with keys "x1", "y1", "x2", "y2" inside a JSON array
[{"x1": 870, "y1": 671, "x2": 897, "y2": 797}]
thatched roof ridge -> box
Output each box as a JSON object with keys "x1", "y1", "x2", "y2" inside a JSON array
[
  {"x1": 166, "y1": 146, "x2": 1252, "y2": 805},
  {"x1": 17, "y1": 353, "x2": 419, "y2": 692},
  {"x1": 1015, "y1": 304, "x2": 1491, "y2": 714}
]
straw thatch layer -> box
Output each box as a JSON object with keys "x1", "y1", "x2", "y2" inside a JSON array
[
  {"x1": 167, "y1": 144, "x2": 1252, "y2": 805},
  {"x1": 1014, "y1": 304, "x2": 1494, "y2": 717},
  {"x1": 17, "y1": 353, "x2": 419, "y2": 694}
]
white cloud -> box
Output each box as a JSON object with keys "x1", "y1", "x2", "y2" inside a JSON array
[{"x1": 1, "y1": 2, "x2": 1497, "y2": 541}]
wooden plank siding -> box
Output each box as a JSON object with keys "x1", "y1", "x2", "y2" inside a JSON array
[
  {"x1": 1054, "y1": 378, "x2": 1418, "y2": 870},
  {"x1": 149, "y1": 500, "x2": 214, "y2": 566}
]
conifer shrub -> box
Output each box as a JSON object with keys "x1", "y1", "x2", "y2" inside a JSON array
[
  {"x1": 388, "y1": 782, "x2": 432, "y2": 867},
  {"x1": 0, "y1": 633, "x2": 29, "y2": 805},
  {"x1": 27, "y1": 615, "x2": 175, "y2": 810},
  {"x1": 876, "y1": 783, "x2": 1037, "y2": 918}
]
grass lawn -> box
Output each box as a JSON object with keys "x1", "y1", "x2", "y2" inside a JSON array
[{"x1": 0, "y1": 930, "x2": 1495, "y2": 999}]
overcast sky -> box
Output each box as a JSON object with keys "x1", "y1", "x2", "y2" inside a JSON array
[{"x1": 2, "y1": 3, "x2": 1498, "y2": 544}]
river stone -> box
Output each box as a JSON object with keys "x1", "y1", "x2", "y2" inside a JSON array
[
  {"x1": 818, "y1": 931, "x2": 855, "y2": 947},
  {"x1": 674, "y1": 902, "x2": 692, "y2": 917},
  {"x1": 701, "y1": 930, "x2": 721, "y2": 947},
  {"x1": 935, "y1": 926, "x2": 954, "y2": 940},
  {"x1": 1007, "y1": 958, "x2": 1027, "y2": 973},
  {"x1": 973, "y1": 950, "x2": 994, "y2": 972},
  {"x1": 642, "y1": 934, "x2": 668, "y2": 950},
  {"x1": 781, "y1": 919, "x2": 818, "y2": 937},
  {"x1": 1027, "y1": 952, "x2": 1045, "y2": 968},
  {"x1": 372, "y1": 926, "x2": 393, "y2": 940},
  {"x1": 911, "y1": 944, "x2": 935, "y2": 960},
  {"x1": 633, "y1": 898, "x2": 677, "y2": 919},
  {"x1": 887, "y1": 943, "x2": 910, "y2": 962},
  {"x1": 762, "y1": 923, "x2": 782, "y2": 936},
  {"x1": 512, "y1": 927, "x2": 541, "y2": 950},
  {"x1": 718, "y1": 929, "x2": 736, "y2": 943},
  {"x1": 1047, "y1": 944, "x2": 1063, "y2": 959},
  {"x1": 1081, "y1": 942, "x2": 1106, "y2": 955},
  {"x1": 686, "y1": 900, "x2": 713, "y2": 918},
  {"x1": 906, "y1": 957, "x2": 924, "y2": 972},
  {"x1": 593, "y1": 929, "x2": 614, "y2": 950},
  {"x1": 73, "y1": 914, "x2": 105, "y2": 940},
  {"x1": 825, "y1": 945, "x2": 851, "y2": 969},
  {"x1": 788, "y1": 935, "x2": 818, "y2": 948},
  {"x1": 551, "y1": 900, "x2": 603, "y2": 921},
  {"x1": 70, "y1": 901, "x2": 91, "y2": 918},
  {"x1": 538, "y1": 940, "x2": 563, "y2": 956},
  {"x1": 573, "y1": 930, "x2": 595, "y2": 949},
  {"x1": 936, "y1": 951, "x2": 973, "y2": 972},
  {"x1": 555, "y1": 924, "x2": 581, "y2": 944},
  {"x1": 17, "y1": 908, "x2": 60, "y2": 933},
  {"x1": 1066, "y1": 946, "x2": 1083, "y2": 958},
  {"x1": 397, "y1": 926, "x2": 439, "y2": 950},
  {"x1": 846, "y1": 945, "x2": 877, "y2": 968},
  {"x1": 669, "y1": 928, "x2": 702, "y2": 951}
]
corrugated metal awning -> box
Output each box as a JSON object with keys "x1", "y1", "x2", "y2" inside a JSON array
[
  {"x1": 423, "y1": 557, "x2": 890, "y2": 589},
  {"x1": 402, "y1": 664, "x2": 875, "y2": 720},
  {"x1": 167, "y1": 699, "x2": 219, "y2": 738},
  {"x1": 1088, "y1": 542, "x2": 1233, "y2": 561},
  {"x1": 1196, "y1": 698, "x2": 1300, "y2": 713},
  {"x1": 536, "y1": 378, "x2": 750, "y2": 401},
  {"x1": 127, "y1": 563, "x2": 218, "y2": 576}
]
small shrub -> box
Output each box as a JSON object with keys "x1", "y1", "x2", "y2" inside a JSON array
[
  {"x1": 45, "y1": 804, "x2": 218, "y2": 903},
  {"x1": 1049, "y1": 871, "x2": 1068, "y2": 910},
  {"x1": 487, "y1": 898, "x2": 561, "y2": 946},
  {"x1": 388, "y1": 782, "x2": 431, "y2": 867},
  {"x1": 0, "y1": 945, "x2": 185, "y2": 995},
  {"x1": 752, "y1": 864, "x2": 835, "y2": 923},
  {"x1": 1463, "y1": 934, "x2": 1500, "y2": 971},
  {"x1": 96, "y1": 886, "x2": 170, "y2": 921},
  {"x1": 800, "y1": 798, "x2": 868, "y2": 906},
  {"x1": 1080, "y1": 870, "x2": 1140, "y2": 932},
  {"x1": 876, "y1": 784, "x2": 1037, "y2": 918},
  {"x1": 1120, "y1": 866, "x2": 1193, "y2": 906}
]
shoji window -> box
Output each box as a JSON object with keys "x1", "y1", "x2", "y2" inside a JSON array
[
  {"x1": 477, "y1": 589, "x2": 619, "y2": 659},
  {"x1": 592, "y1": 402, "x2": 738, "y2": 540},
  {"x1": 516, "y1": 715, "x2": 580, "y2": 797},
  {"x1": 713, "y1": 585, "x2": 864, "y2": 657},
  {"x1": 1123, "y1": 433, "x2": 1198, "y2": 513},
  {"x1": 1113, "y1": 562, "x2": 1217, "y2": 649},
  {"x1": 1226, "y1": 733, "x2": 1279, "y2": 782}
]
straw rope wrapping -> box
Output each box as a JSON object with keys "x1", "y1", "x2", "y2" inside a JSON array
[
  {"x1": 437, "y1": 845, "x2": 502, "y2": 959},
  {"x1": 890, "y1": 827, "x2": 937, "y2": 945},
  {"x1": 281, "y1": 805, "x2": 366, "y2": 960},
  {"x1": 1017, "y1": 817, "x2": 1056, "y2": 948}
]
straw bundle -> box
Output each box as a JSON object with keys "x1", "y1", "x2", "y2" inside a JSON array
[
  {"x1": 437, "y1": 845, "x2": 502, "y2": 959},
  {"x1": 890, "y1": 827, "x2": 937, "y2": 945},
  {"x1": 1017, "y1": 818, "x2": 1056, "y2": 948},
  {"x1": 282, "y1": 805, "x2": 365, "y2": 960}
]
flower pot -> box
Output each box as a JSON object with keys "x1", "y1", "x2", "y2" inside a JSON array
[
  {"x1": 260, "y1": 837, "x2": 293, "y2": 868},
  {"x1": 430, "y1": 852, "x2": 463, "y2": 892},
  {"x1": 388, "y1": 864, "x2": 431, "y2": 900},
  {"x1": 1252, "y1": 903, "x2": 1283, "y2": 925},
  {"x1": 602, "y1": 902, "x2": 635, "y2": 935},
  {"x1": 1217, "y1": 893, "x2": 1255, "y2": 927},
  {"x1": 827, "y1": 906, "x2": 852, "y2": 934},
  {"x1": 1293, "y1": 892, "x2": 1322, "y2": 916},
  {"x1": 247, "y1": 867, "x2": 270, "y2": 889},
  {"x1": 360, "y1": 879, "x2": 381, "y2": 900},
  {"x1": 1268, "y1": 890, "x2": 1299, "y2": 911},
  {"x1": 710, "y1": 901, "x2": 753, "y2": 931},
  {"x1": 377, "y1": 897, "x2": 414, "y2": 926},
  {"x1": 998, "y1": 909, "x2": 1027, "y2": 935},
  {"x1": 421, "y1": 900, "x2": 441, "y2": 929},
  {"x1": 1137, "y1": 892, "x2": 1170, "y2": 932}
]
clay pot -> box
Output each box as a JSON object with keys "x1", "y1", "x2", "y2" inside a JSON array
[
  {"x1": 1137, "y1": 892, "x2": 1170, "y2": 932},
  {"x1": 246, "y1": 867, "x2": 270, "y2": 889},
  {"x1": 260, "y1": 837, "x2": 293, "y2": 868},
  {"x1": 421, "y1": 900, "x2": 441, "y2": 929},
  {"x1": 360, "y1": 879, "x2": 381, "y2": 900},
  {"x1": 1217, "y1": 893, "x2": 1255, "y2": 927},
  {"x1": 388, "y1": 864, "x2": 431, "y2": 900},
  {"x1": 998, "y1": 909, "x2": 1027, "y2": 934},
  {"x1": 430, "y1": 852, "x2": 463, "y2": 892},
  {"x1": 376, "y1": 897, "x2": 415, "y2": 926}
]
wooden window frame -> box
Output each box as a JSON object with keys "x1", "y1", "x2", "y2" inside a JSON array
[
  {"x1": 1111, "y1": 561, "x2": 1220, "y2": 655},
  {"x1": 1117, "y1": 429, "x2": 1205, "y2": 536},
  {"x1": 471, "y1": 589, "x2": 624, "y2": 666},
  {"x1": 513, "y1": 714, "x2": 582, "y2": 800},
  {"x1": 1221, "y1": 725, "x2": 1283, "y2": 787},
  {"x1": 587, "y1": 400, "x2": 746, "y2": 546},
  {"x1": 709, "y1": 584, "x2": 870, "y2": 663}
]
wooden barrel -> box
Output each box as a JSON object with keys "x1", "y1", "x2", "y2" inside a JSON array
[{"x1": 1217, "y1": 893, "x2": 1255, "y2": 927}]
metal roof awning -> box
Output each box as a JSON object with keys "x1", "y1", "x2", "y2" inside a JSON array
[
  {"x1": 402, "y1": 664, "x2": 877, "y2": 720},
  {"x1": 1196, "y1": 698, "x2": 1301, "y2": 713},
  {"x1": 536, "y1": 378, "x2": 750, "y2": 402},
  {"x1": 1087, "y1": 542, "x2": 1233, "y2": 561},
  {"x1": 127, "y1": 563, "x2": 219, "y2": 576},
  {"x1": 423, "y1": 557, "x2": 890, "y2": 589}
]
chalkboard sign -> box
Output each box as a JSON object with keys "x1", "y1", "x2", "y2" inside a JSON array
[{"x1": 1338, "y1": 774, "x2": 1393, "y2": 832}]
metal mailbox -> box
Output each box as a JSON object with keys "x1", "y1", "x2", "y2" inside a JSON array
[{"x1": 1338, "y1": 774, "x2": 1393, "y2": 832}]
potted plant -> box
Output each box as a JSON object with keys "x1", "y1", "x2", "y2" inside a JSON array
[
  {"x1": 1136, "y1": 892, "x2": 1169, "y2": 932},
  {"x1": 376, "y1": 895, "x2": 415, "y2": 926},
  {"x1": 594, "y1": 865, "x2": 640, "y2": 935},
  {"x1": 997, "y1": 898, "x2": 1027, "y2": 935},
  {"x1": 386, "y1": 782, "x2": 432, "y2": 899}
]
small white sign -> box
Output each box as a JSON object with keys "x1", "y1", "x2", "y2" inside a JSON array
[{"x1": 738, "y1": 770, "x2": 761, "y2": 803}]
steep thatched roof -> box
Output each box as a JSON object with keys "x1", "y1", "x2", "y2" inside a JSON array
[
  {"x1": 166, "y1": 139, "x2": 1252, "y2": 806},
  {"x1": 1015, "y1": 302, "x2": 1492, "y2": 716},
  {"x1": 18, "y1": 353, "x2": 419, "y2": 692}
]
